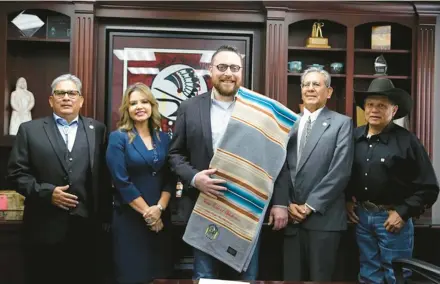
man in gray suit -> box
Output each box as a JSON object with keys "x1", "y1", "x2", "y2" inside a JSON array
[{"x1": 272, "y1": 67, "x2": 354, "y2": 281}]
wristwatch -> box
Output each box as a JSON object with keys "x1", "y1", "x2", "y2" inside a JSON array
[{"x1": 157, "y1": 203, "x2": 164, "y2": 212}]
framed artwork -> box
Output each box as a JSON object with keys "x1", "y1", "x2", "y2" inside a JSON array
[{"x1": 106, "y1": 28, "x2": 253, "y2": 132}]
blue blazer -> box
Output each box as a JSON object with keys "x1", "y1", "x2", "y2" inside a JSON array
[{"x1": 106, "y1": 129, "x2": 175, "y2": 207}]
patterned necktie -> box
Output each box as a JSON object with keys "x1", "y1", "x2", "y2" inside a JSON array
[{"x1": 298, "y1": 116, "x2": 312, "y2": 160}]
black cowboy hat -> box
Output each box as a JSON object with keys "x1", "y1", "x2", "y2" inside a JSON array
[{"x1": 354, "y1": 78, "x2": 412, "y2": 119}]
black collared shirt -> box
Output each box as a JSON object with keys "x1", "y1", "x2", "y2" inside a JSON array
[{"x1": 346, "y1": 123, "x2": 439, "y2": 220}]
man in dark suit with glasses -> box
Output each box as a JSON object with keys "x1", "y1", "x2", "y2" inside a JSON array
[{"x1": 7, "y1": 74, "x2": 111, "y2": 284}]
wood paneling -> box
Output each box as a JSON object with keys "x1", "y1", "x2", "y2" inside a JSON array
[
  {"x1": 95, "y1": 1, "x2": 265, "y2": 23},
  {"x1": 265, "y1": 9, "x2": 287, "y2": 105},
  {"x1": 345, "y1": 27, "x2": 354, "y2": 118},
  {"x1": 0, "y1": 13, "x2": 7, "y2": 139},
  {"x1": 0, "y1": 221, "x2": 24, "y2": 284},
  {"x1": 73, "y1": 3, "x2": 95, "y2": 117},
  {"x1": 264, "y1": 1, "x2": 415, "y2": 15},
  {"x1": 414, "y1": 2, "x2": 439, "y2": 158},
  {"x1": 415, "y1": 24, "x2": 435, "y2": 158}
]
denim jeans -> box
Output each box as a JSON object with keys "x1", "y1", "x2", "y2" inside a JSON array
[
  {"x1": 356, "y1": 206, "x2": 414, "y2": 284},
  {"x1": 192, "y1": 238, "x2": 260, "y2": 280}
]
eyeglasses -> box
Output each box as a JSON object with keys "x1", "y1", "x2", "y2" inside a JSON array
[
  {"x1": 214, "y1": 64, "x2": 242, "y2": 73},
  {"x1": 53, "y1": 90, "x2": 82, "y2": 99},
  {"x1": 300, "y1": 81, "x2": 326, "y2": 89}
]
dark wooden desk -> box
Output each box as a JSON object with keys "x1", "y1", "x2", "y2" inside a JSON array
[
  {"x1": 2, "y1": 220, "x2": 440, "y2": 284},
  {"x1": 154, "y1": 280, "x2": 355, "y2": 284}
]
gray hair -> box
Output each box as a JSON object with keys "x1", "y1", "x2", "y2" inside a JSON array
[
  {"x1": 300, "y1": 67, "x2": 331, "y2": 88},
  {"x1": 51, "y1": 74, "x2": 82, "y2": 95}
]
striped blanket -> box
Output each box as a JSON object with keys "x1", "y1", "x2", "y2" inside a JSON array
[{"x1": 183, "y1": 87, "x2": 298, "y2": 272}]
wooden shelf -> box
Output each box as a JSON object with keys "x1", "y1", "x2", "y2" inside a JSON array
[
  {"x1": 355, "y1": 48, "x2": 411, "y2": 54},
  {"x1": 354, "y1": 74, "x2": 411, "y2": 79},
  {"x1": 288, "y1": 46, "x2": 346, "y2": 52},
  {"x1": 7, "y1": 37, "x2": 70, "y2": 43},
  {"x1": 288, "y1": 73, "x2": 346, "y2": 77}
]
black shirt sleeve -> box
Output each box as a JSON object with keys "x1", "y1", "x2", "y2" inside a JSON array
[{"x1": 394, "y1": 134, "x2": 440, "y2": 220}]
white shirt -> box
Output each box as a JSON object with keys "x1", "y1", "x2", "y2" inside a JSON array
[
  {"x1": 210, "y1": 94, "x2": 236, "y2": 151},
  {"x1": 53, "y1": 113, "x2": 79, "y2": 152},
  {"x1": 297, "y1": 106, "x2": 324, "y2": 157},
  {"x1": 296, "y1": 106, "x2": 324, "y2": 212},
  {"x1": 190, "y1": 91, "x2": 236, "y2": 186}
]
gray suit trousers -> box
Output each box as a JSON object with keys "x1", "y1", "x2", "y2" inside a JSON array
[{"x1": 283, "y1": 226, "x2": 341, "y2": 281}]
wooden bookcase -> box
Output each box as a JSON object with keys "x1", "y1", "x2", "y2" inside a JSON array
[
  {"x1": 287, "y1": 19, "x2": 347, "y2": 115},
  {"x1": 286, "y1": 19, "x2": 414, "y2": 128},
  {"x1": 353, "y1": 22, "x2": 413, "y2": 126},
  {"x1": 0, "y1": 8, "x2": 72, "y2": 146},
  {"x1": 265, "y1": 1, "x2": 437, "y2": 224}
]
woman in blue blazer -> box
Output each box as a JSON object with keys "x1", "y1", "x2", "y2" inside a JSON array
[{"x1": 106, "y1": 83, "x2": 176, "y2": 284}]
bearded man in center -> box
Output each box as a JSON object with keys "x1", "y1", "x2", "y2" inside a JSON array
[{"x1": 169, "y1": 45, "x2": 289, "y2": 280}]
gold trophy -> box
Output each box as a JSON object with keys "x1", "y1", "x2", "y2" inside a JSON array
[{"x1": 306, "y1": 22, "x2": 331, "y2": 48}]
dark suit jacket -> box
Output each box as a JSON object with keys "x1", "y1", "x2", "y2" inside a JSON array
[
  {"x1": 7, "y1": 115, "x2": 111, "y2": 244},
  {"x1": 274, "y1": 107, "x2": 354, "y2": 232},
  {"x1": 168, "y1": 92, "x2": 213, "y2": 201},
  {"x1": 107, "y1": 130, "x2": 175, "y2": 206},
  {"x1": 106, "y1": 130, "x2": 175, "y2": 281}
]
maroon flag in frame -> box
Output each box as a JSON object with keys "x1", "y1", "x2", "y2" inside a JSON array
[{"x1": 107, "y1": 30, "x2": 253, "y2": 133}]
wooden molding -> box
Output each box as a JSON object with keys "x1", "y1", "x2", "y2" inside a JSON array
[
  {"x1": 414, "y1": 3, "x2": 440, "y2": 25},
  {"x1": 263, "y1": 1, "x2": 415, "y2": 15},
  {"x1": 266, "y1": 9, "x2": 287, "y2": 21},
  {"x1": 75, "y1": 2, "x2": 95, "y2": 14},
  {"x1": 1, "y1": 2, "x2": 73, "y2": 16},
  {"x1": 95, "y1": 1, "x2": 265, "y2": 22},
  {"x1": 265, "y1": 10, "x2": 287, "y2": 104},
  {"x1": 96, "y1": 1, "x2": 264, "y2": 11},
  {"x1": 416, "y1": 23, "x2": 435, "y2": 157},
  {"x1": 73, "y1": 3, "x2": 95, "y2": 117}
]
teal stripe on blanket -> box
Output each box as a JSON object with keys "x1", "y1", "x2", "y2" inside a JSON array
[
  {"x1": 223, "y1": 191, "x2": 262, "y2": 215},
  {"x1": 238, "y1": 88, "x2": 297, "y2": 127},
  {"x1": 224, "y1": 181, "x2": 265, "y2": 208},
  {"x1": 223, "y1": 182, "x2": 264, "y2": 213},
  {"x1": 183, "y1": 87, "x2": 299, "y2": 273}
]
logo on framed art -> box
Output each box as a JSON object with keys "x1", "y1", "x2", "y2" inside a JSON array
[{"x1": 151, "y1": 64, "x2": 209, "y2": 122}]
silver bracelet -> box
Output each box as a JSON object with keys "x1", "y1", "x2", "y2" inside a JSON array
[{"x1": 157, "y1": 203, "x2": 164, "y2": 212}]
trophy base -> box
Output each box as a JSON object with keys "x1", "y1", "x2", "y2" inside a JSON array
[{"x1": 306, "y1": 37, "x2": 331, "y2": 48}]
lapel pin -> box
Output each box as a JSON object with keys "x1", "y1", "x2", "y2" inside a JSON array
[
  {"x1": 323, "y1": 122, "x2": 328, "y2": 126},
  {"x1": 381, "y1": 158, "x2": 385, "y2": 162},
  {"x1": 89, "y1": 125, "x2": 94, "y2": 129}
]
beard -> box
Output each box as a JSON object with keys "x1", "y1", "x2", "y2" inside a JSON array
[{"x1": 212, "y1": 75, "x2": 241, "y2": 97}]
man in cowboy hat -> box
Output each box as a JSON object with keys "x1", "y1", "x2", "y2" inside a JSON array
[{"x1": 346, "y1": 77, "x2": 439, "y2": 284}]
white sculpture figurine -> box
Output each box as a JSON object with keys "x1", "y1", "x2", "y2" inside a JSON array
[{"x1": 9, "y1": 77, "x2": 35, "y2": 135}]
